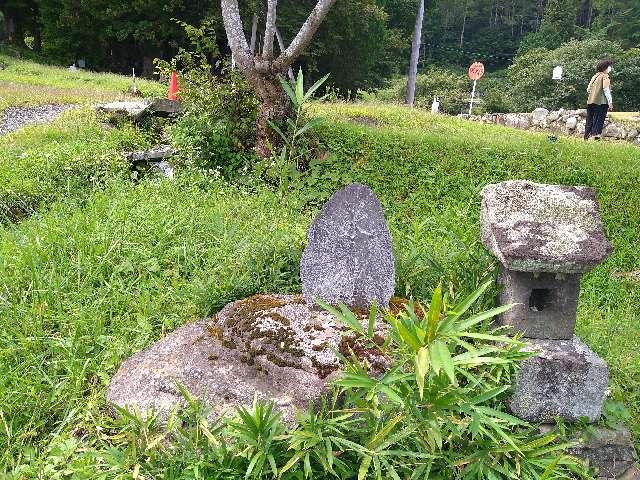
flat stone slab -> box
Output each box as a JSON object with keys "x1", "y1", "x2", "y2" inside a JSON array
[
  {"x1": 95, "y1": 101, "x2": 150, "y2": 118},
  {"x1": 568, "y1": 425, "x2": 639, "y2": 479},
  {"x1": 149, "y1": 98, "x2": 183, "y2": 116},
  {"x1": 107, "y1": 294, "x2": 387, "y2": 424},
  {"x1": 300, "y1": 183, "x2": 395, "y2": 308},
  {"x1": 126, "y1": 145, "x2": 175, "y2": 163},
  {"x1": 481, "y1": 180, "x2": 612, "y2": 273},
  {"x1": 509, "y1": 336, "x2": 608, "y2": 423}
]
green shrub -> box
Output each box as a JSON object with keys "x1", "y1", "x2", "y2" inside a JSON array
[
  {"x1": 506, "y1": 38, "x2": 640, "y2": 111},
  {"x1": 170, "y1": 70, "x2": 259, "y2": 177},
  {"x1": 372, "y1": 67, "x2": 470, "y2": 114},
  {"x1": 478, "y1": 72, "x2": 514, "y2": 113}
]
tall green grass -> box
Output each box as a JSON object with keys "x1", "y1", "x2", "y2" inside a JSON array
[
  {"x1": 0, "y1": 177, "x2": 308, "y2": 467},
  {"x1": 1, "y1": 100, "x2": 639, "y2": 475},
  {"x1": 0, "y1": 53, "x2": 165, "y2": 111},
  {"x1": 0, "y1": 108, "x2": 150, "y2": 222}
]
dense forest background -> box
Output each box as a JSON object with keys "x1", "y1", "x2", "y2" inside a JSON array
[{"x1": 1, "y1": 0, "x2": 639, "y2": 111}]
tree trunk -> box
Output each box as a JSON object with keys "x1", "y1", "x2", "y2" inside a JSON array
[
  {"x1": 406, "y1": 0, "x2": 425, "y2": 106},
  {"x1": 250, "y1": 14, "x2": 258, "y2": 54},
  {"x1": 33, "y1": 28, "x2": 42, "y2": 52},
  {"x1": 221, "y1": 0, "x2": 336, "y2": 157},
  {"x1": 275, "y1": 28, "x2": 295, "y2": 83},
  {"x1": 460, "y1": 0, "x2": 468, "y2": 48},
  {"x1": 248, "y1": 71, "x2": 293, "y2": 158}
]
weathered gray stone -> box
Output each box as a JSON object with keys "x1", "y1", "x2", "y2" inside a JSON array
[
  {"x1": 95, "y1": 100, "x2": 150, "y2": 119},
  {"x1": 107, "y1": 294, "x2": 388, "y2": 424},
  {"x1": 509, "y1": 336, "x2": 608, "y2": 423},
  {"x1": 127, "y1": 145, "x2": 175, "y2": 179},
  {"x1": 566, "y1": 116, "x2": 578, "y2": 130},
  {"x1": 626, "y1": 129, "x2": 639, "y2": 141},
  {"x1": 505, "y1": 113, "x2": 530, "y2": 130},
  {"x1": 604, "y1": 124, "x2": 627, "y2": 139},
  {"x1": 577, "y1": 108, "x2": 588, "y2": 117},
  {"x1": 149, "y1": 98, "x2": 183, "y2": 117},
  {"x1": 152, "y1": 160, "x2": 175, "y2": 179},
  {"x1": 532, "y1": 108, "x2": 550, "y2": 126},
  {"x1": 548, "y1": 111, "x2": 561, "y2": 123},
  {"x1": 579, "y1": 121, "x2": 588, "y2": 136},
  {"x1": 126, "y1": 145, "x2": 175, "y2": 163},
  {"x1": 496, "y1": 266, "x2": 580, "y2": 339},
  {"x1": 481, "y1": 180, "x2": 612, "y2": 274},
  {"x1": 568, "y1": 425, "x2": 638, "y2": 479},
  {"x1": 301, "y1": 183, "x2": 395, "y2": 308}
]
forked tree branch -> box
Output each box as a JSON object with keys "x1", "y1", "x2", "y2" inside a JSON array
[
  {"x1": 221, "y1": 0, "x2": 337, "y2": 73},
  {"x1": 273, "y1": 0, "x2": 338, "y2": 71},
  {"x1": 263, "y1": 0, "x2": 278, "y2": 58},
  {"x1": 221, "y1": 0, "x2": 252, "y2": 69}
]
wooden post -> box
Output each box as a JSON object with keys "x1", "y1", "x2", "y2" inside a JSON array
[{"x1": 250, "y1": 14, "x2": 258, "y2": 54}]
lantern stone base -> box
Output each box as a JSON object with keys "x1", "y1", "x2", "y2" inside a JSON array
[
  {"x1": 568, "y1": 425, "x2": 639, "y2": 479},
  {"x1": 509, "y1": 336, "x2": 608, "y2": 423}
]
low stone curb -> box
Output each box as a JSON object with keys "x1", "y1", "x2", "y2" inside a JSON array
[{"x1": 460, "y1": 108, "x2": 640, "y2": 146}]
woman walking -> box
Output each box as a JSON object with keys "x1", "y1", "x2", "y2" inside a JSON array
[{"x1": 584, "y1": 59, "x2": 614, "y2": 140}]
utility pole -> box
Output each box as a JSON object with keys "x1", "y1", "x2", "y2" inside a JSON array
[{"x1": 406, "y1": 0, "x2": 425, "y2": 106}]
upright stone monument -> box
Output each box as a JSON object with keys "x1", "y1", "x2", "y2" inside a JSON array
[
  {"x1": 301, "y1": 183, "x2": 395, "y2": 309},
  {"x1": 481, "y1": 180, "x2": 612, "y2": 422}
]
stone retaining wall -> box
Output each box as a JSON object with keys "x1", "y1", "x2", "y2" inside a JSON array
[{"x1": 460, "y1": 108, "x2": 640, "y2": 146}]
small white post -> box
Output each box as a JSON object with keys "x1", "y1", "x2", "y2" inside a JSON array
[
  {"x1": 132, "y1": 68, "x2": 137, "y2": 94},
  {"x1": 231, "y1": 53, "x2": 236, "y2": 70},
  {"x1": 468, "y1": 79, "x2": 477, "y2": 115}
]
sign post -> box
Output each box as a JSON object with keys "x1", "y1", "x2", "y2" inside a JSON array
[
  {"x1": 552, "y1": 65, "x2": 563, "y2": 81},
  {"x1": 468, "y1": 62, "x2": 485, "y2": 115}
]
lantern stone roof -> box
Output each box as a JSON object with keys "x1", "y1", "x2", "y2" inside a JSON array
[{"x1": 481, "y1": 180, "x2": 612, "y2": 273}]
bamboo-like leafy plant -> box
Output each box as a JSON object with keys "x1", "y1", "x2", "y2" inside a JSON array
[{"x1": 267, "y1": 69, "x2": 329, "y2": 195}]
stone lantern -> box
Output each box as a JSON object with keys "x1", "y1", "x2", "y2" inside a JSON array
[
  {"x1": 481, "y1": 181, "x2": 612, "y2": 340},
  {"x1": 481, "y1": 180, "x2": 612, "y2": 423}
]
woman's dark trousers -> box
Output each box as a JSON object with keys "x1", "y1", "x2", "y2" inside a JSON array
[{"x1": 584, "y1": 103, "x2": 608, "y2": 139}]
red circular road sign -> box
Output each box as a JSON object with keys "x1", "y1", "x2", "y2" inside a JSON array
[{"x1": 468, "y1": 62, "x2": 485, "y2": 81}]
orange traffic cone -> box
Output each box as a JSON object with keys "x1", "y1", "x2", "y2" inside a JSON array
[{"x1": 167, "y1": 71, "x2": 179, "y2": 100}]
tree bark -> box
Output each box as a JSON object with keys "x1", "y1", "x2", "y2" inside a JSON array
[
  {"x1": 250, "y1": 72, "x2": 292, "y2": 157},
  {"x1": 406, "y1": 0, "x2": 425, "y2": 107},
  {"x1": 221, "y1": 0, "x2": 337, "y2": 157},
  {"x1": 263, "y1": 0, "x2": 277, "y2": 59},
  {"x1": 460, "y1": 0, "x2": 468, "y2": 47}
]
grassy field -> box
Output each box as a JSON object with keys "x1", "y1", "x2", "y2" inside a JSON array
[
  {"x1": 610, "y1": 111, "x2": 640, "y2": 128},
  {"x1": 1, "y1": 62, "x2": 640, "y2": 477},
  {"x1": 0, "y1": 53, "x2": 164, "y2": 111}
]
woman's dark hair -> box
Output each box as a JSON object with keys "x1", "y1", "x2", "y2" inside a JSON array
[{"x1": 596, "y1": 58, "x2": 613, "y2": 72}]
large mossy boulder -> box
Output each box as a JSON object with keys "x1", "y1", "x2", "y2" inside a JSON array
[{"x1": 107, "y1": 294, "x2": 388, "y2": 423}]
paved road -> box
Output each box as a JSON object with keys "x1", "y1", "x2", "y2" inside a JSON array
[{"x1": 0, "y1": 104, "x2": 77, "y2": 136}]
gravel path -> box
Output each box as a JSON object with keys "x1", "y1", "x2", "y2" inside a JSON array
[{"x1": 0, "y1": 104, "x2": 78, "y2": 136}]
